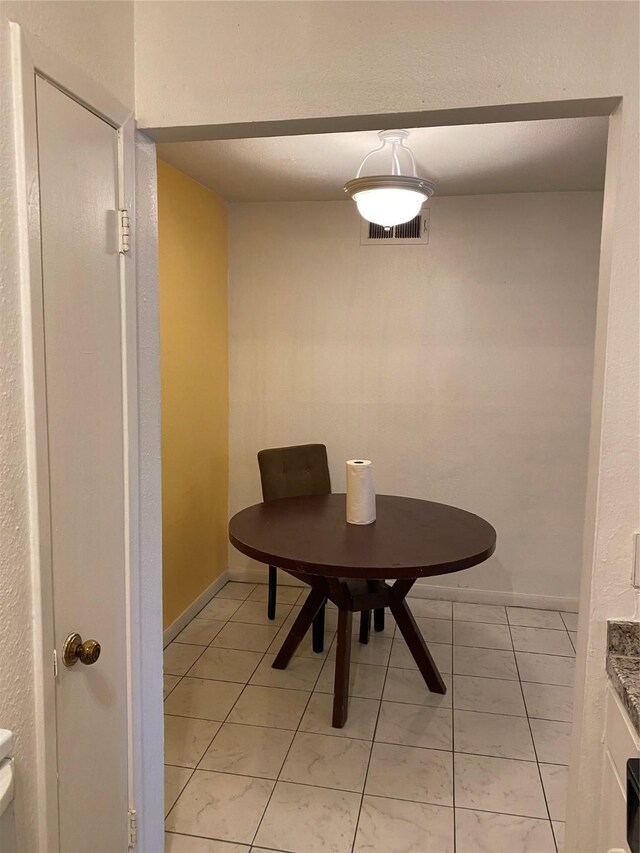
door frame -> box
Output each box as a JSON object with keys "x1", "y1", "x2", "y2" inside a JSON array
[{"x1": 10, "y1": 23, "x2": 144, "y2": 851}]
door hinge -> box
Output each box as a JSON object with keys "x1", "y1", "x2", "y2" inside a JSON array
[
  {"x1": 127, "y1": 808, "x2": 137, "y2": 848},
  {"x1": 118, "y1": 209, "x2": 131, "y2": 254},
  {"x1": 53, "y1": 648, "x2": 58, "y2": 678}
]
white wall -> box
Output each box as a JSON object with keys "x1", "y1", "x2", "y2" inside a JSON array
[
  {"x1": 1, "y1": 3, "x2": 636, "y2": 850},
  {"x1": 135, "y1": 7, "x2": 638, "y2": 844},
  {"x1": 134, "y1": 1, "x2": 633, "y2": 133},
  {"x1": 228, "y1": 194, "x2": 602, "y2": 608},
  {"x1": 133, "y1": 132, "x2": 164, "y2": 853},
  {"x1": 0, "y1": 3, "x2": 134, "y2": 849}
]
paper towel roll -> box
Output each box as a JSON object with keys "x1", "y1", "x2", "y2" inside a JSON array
[{"x1": 346, "y1": 459, "x2": 376, "y2": 525}]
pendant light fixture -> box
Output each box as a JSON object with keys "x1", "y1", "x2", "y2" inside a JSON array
[{"x1": 344, "y1": 130, "x2": 436, "y2": 229}]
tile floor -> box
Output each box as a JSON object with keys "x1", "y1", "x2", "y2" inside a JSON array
[{"x1": 163, "y1": 582, "x2": 577, "y2": 853}]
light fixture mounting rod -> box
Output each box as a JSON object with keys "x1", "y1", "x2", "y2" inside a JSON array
[{"x1": 377, "y1": 130, "x2": 410, "y2": 144}]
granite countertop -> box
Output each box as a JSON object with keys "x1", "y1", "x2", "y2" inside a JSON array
[{"x1": 607, "y1": 620, "x2": 640, "y2": 735}]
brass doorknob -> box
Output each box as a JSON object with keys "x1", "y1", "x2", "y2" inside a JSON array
[{"x1": 62, "y1": 632, "x2": 101, "y2": 667}]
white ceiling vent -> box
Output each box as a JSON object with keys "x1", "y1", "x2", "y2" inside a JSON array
[{"x1": 360, "y1": 210, "x2": 430, "y2": 246}]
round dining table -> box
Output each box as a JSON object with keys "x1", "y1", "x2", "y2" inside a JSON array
[{"x1": 229, "y1": 493, "x2": 496, "y2": 727}]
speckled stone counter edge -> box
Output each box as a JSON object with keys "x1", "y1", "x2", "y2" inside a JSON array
[{"x1": 607, "y1": 620, "x2": 640, "y2": 735}]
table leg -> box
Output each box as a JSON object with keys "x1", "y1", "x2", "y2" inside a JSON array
[
  {"x1": 374, "y1": 608, "x2": 385, "y2": 632},
  {"x1": 272, "y1": 586, "x2": 326, "y2": 669},
  {"x1": 333, "y1": 608, "x2": 352, "y2": 727},
  {"x1": 358, "y1": 609, "x2": 371, "y2": 645},
  {"x1": 390, "y1": 595, "x2": 446, "y2": 694},
  {"x1": 312, "y1": 600, "x2": 326, "y2": 653}
]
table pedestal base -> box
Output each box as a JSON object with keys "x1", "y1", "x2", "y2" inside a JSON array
[{"x1": 272, "y1": 575, "x2": 446, "y2": 727}]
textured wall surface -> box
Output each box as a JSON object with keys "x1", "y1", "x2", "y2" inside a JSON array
[
  {"x1": 0, "y1": 3, "x2": 134, "y2": 848},
  {"x1": 135, "y1": 5, "x2": 638, "y2": 845},
  {"x1": 228, "y1": 193, "x2": 602, "y2": 605},
  {"x1": 157, "y1": 160, "x2": 229, "y2": 629},
  {"x1": 133, "y1": 133, "x2": 164, "y2": 853},
  {"x1": 0, "y1": 2, "x2": 637, "y2": 849},
  {"x1": 135, "y1": 1, "x2": 632, "y2": 131}
]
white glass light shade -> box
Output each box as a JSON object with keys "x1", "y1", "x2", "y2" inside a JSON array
[
  {"x1": 344, "y1": 174, "x2": 437, "y2": 229},
  {"x1": 352, "y1": 187, "x2": 427, "y2": 228}
]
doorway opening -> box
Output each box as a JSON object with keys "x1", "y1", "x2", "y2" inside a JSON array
[{"x1": 157, "y1": 114, "x2": 607, "y2": 852}]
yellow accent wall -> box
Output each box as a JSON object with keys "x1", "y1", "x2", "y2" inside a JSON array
[{"x1": 157, "y1": 159, "x2": 228, "y2": 629}]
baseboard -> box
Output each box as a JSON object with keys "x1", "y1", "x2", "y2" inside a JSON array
[
  {"x1": 411, "y1": 579, "x2": 579, "y2": 613},
  {"x1": 228, "y1": 566, "x2": 305, "y2": 587},
  {"x1": 163, "y1": 571, "x2": 230, "y2": 648},
  {"x1": 227, "y1": 566, "x2": 578, "y2": 612}
]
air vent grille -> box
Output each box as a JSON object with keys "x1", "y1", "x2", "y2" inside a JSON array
[
  {"x1": 394, "y1": 216, "x2": 422, "y2": 239},
  {"x1": 368, "y1": 222, "x2": 394, "y2": 240},
  {"x1": 361, "y1": 211, "x2": 430, "y2": 246}
]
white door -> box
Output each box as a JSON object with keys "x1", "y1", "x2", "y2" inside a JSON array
[{"x1": 35, "y1": 76, "x2": 129, "y2": 852}]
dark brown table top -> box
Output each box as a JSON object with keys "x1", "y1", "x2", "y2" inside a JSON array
[{"x1": 229, "y1": 494, "x2": 496, "y2": 580}]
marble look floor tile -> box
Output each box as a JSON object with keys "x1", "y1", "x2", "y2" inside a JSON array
[
  {"x1": 164, "y1": 765, "x2": 192, "y2": 817},
  {"x1": 560, "y1": 612, "x2": 578, "y2": 631},
  {"x1": 200, "y1": 723, "x2": 293, "y2": 779},
  {"x1": 280, "y1": 731, "x2": 371, "y2": 792},
  {"x1": 453, "y1": 646, "x2": 518, "y2": 680},
  {"x1": 164, "y1": 642, "x2": 205, "y2": 676},
  {"x1": 315, "y1": 660, "x2": 386, "y2": 699},
  {"x1": 522, "y1": 682, "x2": 573, "y2": 722},
  {"x1": 352, "y1": 612, "x2": 397, "y2": 639},
  {"x1": 375, "y1": 701, "x2": 452, "y2": 751},
  {"x1": 249, "y1": 653, "x2": 323, "y2": 691},
  {"x1": 164, "y1": 677, "x2": 244, "y2": 721},
  {"x1": 365, "y1": 742, "x2": 453, "y2": 806},
  {"x1": 299, "y1": 693, "x2": 380, "y2": 740},
  {"x1": 389, "y1": 639, "x2": 452, "y2": 673},
  {"x1": 413, "y1": 616, "x2": 453, "y2": 644},
  {"x1": 406, "y1": 598, "x2": 453, "y2": 620},
  {"x1": 176, "y1": 618, "x2": 226, "y2": 647},
  {"x1": 254, "y1": 781, "x2": 361, "y2": 853},
  {"x1": 454, "y1": 753, "x2": 547, "y2": 818},
  {"x1": 227, "y1": 685, "x2": 310, "y2": 730},
  {"x1": 212, "y1": 621, "x2": 281, "y2": 653},
  {"x1": 188, "y1": 647, "x2": 263, "y2": 683},
  {"x1": 453, "y1": 621, "x2": 512, "y2": 650},
  {"x1": 230, "y1": 600, "x2": 292, "y2": 626},
  {"x1": 296, "y1": 587, "x2": 313, "y2": 603},
  {"x1": 164, "y1": 715, "x2": 220, "y2": 768},
  {"x1": 248, "y1": 584, "x2": 301, "y2": 604},
  {"x1": 164, "y1": 674, "x2": 181, "y2": 699},
  {"x1": 251, "y1": 849, "x2": 287, "y2": 853},
  {"x1": 200, "y1": 598, "x2": 244, "y2": 621},
  {"x1": 455, "y1": 808, "x2": 556, "y2": 853},
  {"x1": 328, "y1": 636, "x2": 392, "y2": 666},
  {"x1": 268, "y1": 621, "x2": 333, "y2": 660},
  {"x1": 383, "y1": 668, "x2": 452, "y2": 708},
  {"x1": 453, "y1": 603, "x2": 507, "y2": 625},
  {"x1": 166, "y1": 770, "x2": 273, "y2": 844},
  {"x1": 287, "y1": 603, "x2": 305, "y2": 619},
  {"x1": 321, "y1": 608, "x2": 340, "y2": 633},
  {"x1": 510, "y1": 626, "x2": 575, "y2": 656},
  {"x1": 215, "y1": 582, "x2": 257, "y2": 600},
  {"x1": 353, "y1": 796, "x2": 454, "y2": 853},
  {"x1": 453, "y1": 675, "x2": 526, "y2": 716},
  {"x1": 454, "y1": 710, "x2": 535, "y2": 760},
  {"x1": 165, "y1": 832, "x2": 249, "y2": 852},
  {"x1": 540, "y1": 763, "x2": 569, "y2": 821},
  {"x1": 506, "y1": 607, "x2": 565, "y2": 630},
  {"x1": 530, "y1": 718, "x2": 572, "y2": 764},
  {"x1": 515, "y1": 652, "x2": 575, "y2": 686},
  {"x1": 251, "y1": 848, "x2": 287, "y2": 852},
  {"x1": 552, "y1": 820, "x2": 566, "y2": 852}
]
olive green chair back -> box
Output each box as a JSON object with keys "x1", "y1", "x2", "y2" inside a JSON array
[{"x1": 257, "y1": 443, "x2": 331, "y2": 502}]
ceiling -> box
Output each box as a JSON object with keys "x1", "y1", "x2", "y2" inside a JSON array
[{"x1": 157, "y1": 117, "x2": 608, "y2": 203}]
